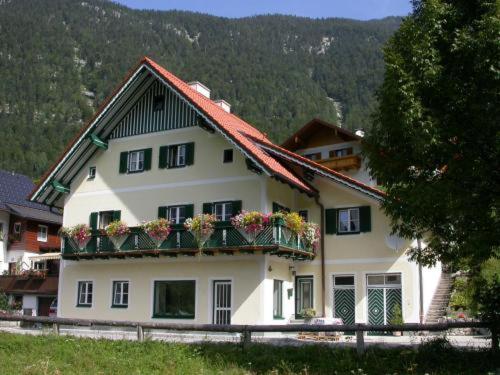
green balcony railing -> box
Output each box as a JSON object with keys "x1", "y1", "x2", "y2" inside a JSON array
[{"x1": 62, "y1": 221, "x2": 314, "y2": 257}]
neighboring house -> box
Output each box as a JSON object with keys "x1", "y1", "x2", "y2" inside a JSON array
[
  {"x1": 30, "y1": 57, "x2": 441, "y2": 325},
  {"x1": 281, "y1": 118, "x2": 374, "y2": 186},
  {"x1": 0, "y1": 170, "x2": 62, "y2": 316}
]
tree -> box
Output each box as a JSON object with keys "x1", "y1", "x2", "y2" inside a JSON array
[{"x1": 364, "y1": 0, "x2": 500, "y2": 270}]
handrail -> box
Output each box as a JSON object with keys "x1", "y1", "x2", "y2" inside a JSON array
[{"x1": 0, "y1": 313, "x2": 497, "y2": 354}]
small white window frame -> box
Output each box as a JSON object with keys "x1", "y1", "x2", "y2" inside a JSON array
[
  {"x1": 37, "y1": 225, "x2": 48, "y2": 242},
  {"x1": 88, "y1": 166, "x2": 96, "y2": 179},
  {"x1": 128, "y1": 150, "x2": 145, "y2": 172},
  {"x1": 214, "y1": 202, "x2": 232, "y2": 221},
  {"x1": 77, "y1": 281, "x2": 93, "y2": 307},
  {"x1": 112, "y1": 280, "x2": 129, "y2": 308},
  {"x1": 338, "y1": 208, "x2": 360, "y2": 233},
  {"x1": 168, "y1": 206, "x2": 186, "y2": 224}
]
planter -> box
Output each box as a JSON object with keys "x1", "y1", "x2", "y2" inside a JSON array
[
  {"x1": 109, "y1": 235, "x2": 128, "y2": 250},
  {"x1": 237, "y1": 228, "x2": 262, "y2": 245},
  {"x1": 393, "y1": 331, "x2": 402, "y2": 337},
  {"x1": 147, "y1": 234, "x2": 169, "y2": 249}
]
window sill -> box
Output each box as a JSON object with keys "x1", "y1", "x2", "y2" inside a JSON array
[
  {"x1": 152, "y1": 315, "x2": 195, "y2": 319},
  {"x1": 76, "y1": 304, "x2": 92, "y2": 308},
  {"x1": 126, "y1": 170, "x2": 145, "y2": 174},
  {"x1": 111, "y1": 305, "x2": 128, "y2": 309},
  {"x1": 336, "y1": 231, "x2": 361, "y2": 236},
  {"x1": 87, "y1": 177, "x2": 95, "y2": 181},
  {"x1": 273, "y1": 316, "x2": 285, "y2": 320}
]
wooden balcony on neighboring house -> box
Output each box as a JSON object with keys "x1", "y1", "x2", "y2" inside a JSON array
[
  {"x1": 317, "y1": 154, "x2": 361, "y2": 171},
  {"x1": 0, "y1": 274, "x2": 58, "y2": 296}
]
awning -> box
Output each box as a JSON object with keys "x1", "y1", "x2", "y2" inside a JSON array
[{"x1": 29, "y1": 253, "x2": 61, "y2": 261}]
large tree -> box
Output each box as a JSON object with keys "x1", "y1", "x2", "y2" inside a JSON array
[{"x1": 364, "y1": 0, "x2": 499, "y2": 269}]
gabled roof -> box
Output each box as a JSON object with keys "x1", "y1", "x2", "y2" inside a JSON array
[
  {"x1": 0, "y1": 169, "x2": 62, "y2": 223},
  {"x1": 281, "y1": 118, "x2": 361, "y2": 152},
  {"x1": 30, "y1": 57, "x2": 315, "y2": 204}
]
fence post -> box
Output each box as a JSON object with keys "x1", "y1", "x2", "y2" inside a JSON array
[
  {"x1": 356, "y1": 326, "x2": 365, "y2": 356},
  {"x1": 137, "y1": 325, "x2": 144, "y2": 342},
  {"x1": 241, "y1": 327, "x2": 252, "y2": 349},
  {"x1": 492, "y1": 326, "x2": 498, "y2": 353},
  {"x1": 52, "y1": 323, "x2": 60, "y2": 336}
]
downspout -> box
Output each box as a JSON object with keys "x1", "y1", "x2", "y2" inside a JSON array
[
  {"x1": 314, "y1": 195, "x2": 326, "y2": 317},
  {"x1": 417, "y1": 238, "x2": 424, "y2": 324}
]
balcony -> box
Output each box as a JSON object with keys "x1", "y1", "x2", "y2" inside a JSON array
[
  {"x1": 317, "y1": 154, "x2": 361, "y2": 171},
  {"x1": 62, "y1": 221, "x2": 315, "y2": 260}
]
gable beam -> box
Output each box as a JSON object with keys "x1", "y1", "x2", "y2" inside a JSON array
[
  {"x1": 87, "y1": 133, "x2": 108, "y2": 150},
  {"x1": 51, "y1": 180, "x2": 70, "y2": 194}
]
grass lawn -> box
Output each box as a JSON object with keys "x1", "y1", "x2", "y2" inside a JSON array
[{"x1": 0, "y1": 332, "x2": 498, "y2": 374}]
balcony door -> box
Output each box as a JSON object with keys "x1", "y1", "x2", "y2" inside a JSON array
[{"x1": 213, "y1": 280, "x2": 231, "y2": 325}]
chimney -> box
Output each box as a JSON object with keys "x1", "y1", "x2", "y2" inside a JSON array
[
  {"x1": 187, "y1": 81, "x2": 210, "y2": 99},
  {"x1": 214, "y1": 99, "x2": 231, "y2": 113},
  {"x1": 355, "y1": 129, "x2": 365, "y2": 138}
]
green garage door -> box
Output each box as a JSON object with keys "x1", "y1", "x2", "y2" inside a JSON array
[
  {"x1": 333, "y1": 275, "x2": 355, "y2": 325},
  {"x1": 367, "y1": 274, "x2": 402, "y2": 327}
]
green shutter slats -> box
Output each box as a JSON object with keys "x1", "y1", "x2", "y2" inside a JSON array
[
  {"x1": 203, "y1": 203, "x2": 213, "y2": 214},
  {"x1": 159, "y1": 146, "x2": 169, "y2": 169},
  {"x1": 185, "y1": 142, "x2": 195, "y2": 165},
  {"x1": 112, "y1": 211, "x2": 121, "y2": 221},
  {"x1": 325, "y1": 208, "x2": 337, "y2": 235},
  {"x1": 185, "y1": 204, "x2": 194, "y2": 220},
  {"x1": 360, "y1": 206, "x2": 371, "y2": 232},
  {"x1": 119, "y1": 152, "x2": 128, "y2": 174},
  {"x1": 89, "y1": 212, "x2": 98, "y2": 230},
  {"x1": 158, "y1": 206, "x2": 167, "y2": 219},
  {"x1": 143, "y1": 148, "x2": 152, "y2": 170},
  {"x1": 232, "y1": 200, "x2": 242, "y2": 215}
]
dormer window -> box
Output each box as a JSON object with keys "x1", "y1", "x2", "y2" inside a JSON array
[{"x1": 153, "y1": 95, "x2": 165, "y2": 112}]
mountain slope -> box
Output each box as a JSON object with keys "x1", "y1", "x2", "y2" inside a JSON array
[{"x1": 0, "y1": 0, "x2": 400, "y2": 177}]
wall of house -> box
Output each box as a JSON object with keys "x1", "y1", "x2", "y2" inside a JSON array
[
  {"x1": 59, "y1": 255, "x2": 269, "y2": 324},
  {"x1": 7, "y1": 216, "x2": 60, "y2": 253},
  {"x1": 63, "y1": 127, "x2": 265, "y2": 227},
  {"x1": 0, "y1": 210, "x2": 9, "y2": 272}
]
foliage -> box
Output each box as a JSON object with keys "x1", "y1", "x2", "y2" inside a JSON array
[
  {"x1": 389, "y1": 304, "x2": 404, "y2": 325},
  {"x1": 470, "y1": 258, "x2": 500, "y2": 325},
  {"x1": 141, "y1": 219, "x2": 171, "y2": 243},
  {"x1": 0, "y1": 0, "x2": 400, "y2": 178},
  {"x1": 104, "y1": 220, "x2": 130, "y2": 237},
  {"x1": 184, "y1": 214, "x2": 217, "y2": 247},
  {"x1": 0, "y1": 292, "x2": 9, "y2": 311},
  {"x1": 0, "y1": 332, "x2": 498, "y2": 374},
  {"x1": 67, "y1": 224, "x2": 92, "y2": 248},
  {"x1": 363, "y1": 0, "x2": 500, "y2": 271},
  {"x1": 301, "y1": 222, "x2": 321, "y2": 251},
  {"x1": 231, "y1": 211, "x2": 268, "y2": 234},
  {"x1": 449, "y1": 276, "x2": 473, "y2": 311},
  {"x1": 301, "y1": 308, "x2": 316, "y2": 320},
  {"x1": 284, "y1": 212, "x2": 305, "y2": 235}
]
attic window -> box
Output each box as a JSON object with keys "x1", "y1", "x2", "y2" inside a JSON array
[
  {"x1": 223, "y1": 149, "x2": 233, "y2": 163},
  {"x1": 153, "y1": 95, "x2": 165, "y2": 112}
]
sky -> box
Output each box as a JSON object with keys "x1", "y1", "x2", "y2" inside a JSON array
[{"x1": 113, "y1": 0, "x2": 412, "y2": 20}]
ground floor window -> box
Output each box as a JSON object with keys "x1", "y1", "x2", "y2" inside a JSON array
[
  {"x1": 77, "y1": 281, "x2": 93, "y2": 307},
  {"x1": 153, "y1": 280, "x2": 195, "y2": 319},
  {"x1": 273, "y1": 279, "x2": 283, "y2": 319},
  {"x1": 112, "y1": 281, "x2": 129, "y2": 308}
]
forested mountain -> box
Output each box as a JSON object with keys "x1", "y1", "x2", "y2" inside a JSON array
[{"x1": 0, "y1": 0, "x2": 401, "y2": 177}]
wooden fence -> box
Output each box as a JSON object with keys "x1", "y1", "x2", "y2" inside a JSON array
[{"x1": 0, "y1": 313, "x2": 497, "y2": 355}]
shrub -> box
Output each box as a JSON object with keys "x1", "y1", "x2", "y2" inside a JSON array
[{"x1": 0, "y1": 292, "x2": 9, "y2": 311}]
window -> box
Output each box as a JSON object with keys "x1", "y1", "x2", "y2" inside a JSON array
[
  {"x1": 112, "y1": 281, "x2": 129, "y2": 308},
  {"x1": 168, "y1": 206, "x2": 186, "y2": 224},
  {"x1": 77, "y1": 281, "x2": 93, "y2": 307},
  {"x1": 13, "y1": 222, "x2": 21, "y2": 234},
  {"x1": 167, "y1": 144, "x2": 187, "y2": 168},
  {"x1": 223, "y1": 149, "x2": 233, "y2": 163},
  {"x1": 37, "y1": 225, "x2": 48, "y2": 242},
  {"x1": 153, "y1": 95, "x2": 165, "y2": 112},
  {"x1": 214, "y1": 202, "x2": 232, "y2": 221},
  {"x1": 153, "y1": 280, "x2": 195, "y2": 319},
  {"x1": 329, "y1": 147, "x2": 353, "y2": 158},
  {"x1": 88, "y1": 166, "x2": 96, "y2": 179},
  {"x1": 334, "y1": 275, "x2": 355, "y2": 287},
  {"x1": 272, "y1": 202, "x2": 290, "y2": 213},
  {"x1": 367, "y1": 274, "x2": 401, "y2": 286},
  {"x1": 304, "y1": 152, "x2": 321, "y2": 161},
  {"x1": 338, "y1": 208, "x2": 360, "y2": 233},
  {"x1": 99, "y1": 211, "x2": 114, "y2": 229},
  {"x1": 298, "y1": 210, "x2": 308, "y2": 222},
  {"x1": 128, "y1": 150, "x2": 145, "y2": 172},
  {"x1": 273, "y1": 280, "x2": 283, "y2": 319},
  {"x1": 32, "y1": 261, "x2": 46, "y2": 270},
  {"x1": 0, "y1": 223, "x2": 4, "y2": 240}
]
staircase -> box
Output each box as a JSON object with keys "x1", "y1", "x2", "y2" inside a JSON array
[{"x1": 425, "y1": 272, "x2": 453, "y2": 323}]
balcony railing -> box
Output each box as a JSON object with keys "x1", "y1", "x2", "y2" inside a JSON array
[
  {"x1": 62, "y1": 221, "x2": 315, "y2": 260},
  {"x1": 317, "y1": 154, "x2": 361, "y2": 171}
]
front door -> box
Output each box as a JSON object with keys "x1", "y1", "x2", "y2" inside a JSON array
[
  {"x1": 37, "y1": 297, "x2": 54, "y2": 316},
  {"x1": 213, "y1": 280, "x2": 231, "y2": 324},
  {"x1": 367, "y1": 274, "x2": 402, "y2": 327},
  {"x1": 333, "y1": 275, "x2": 355, "y2": 325},
  {"x1": 295, "y1": 276, "x2": 314, "y2": 318}
]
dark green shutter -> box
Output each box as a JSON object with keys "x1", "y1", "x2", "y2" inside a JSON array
[
  {"x1": 89, "y1": 212, "x2": 98, "y2": 230},
  {"x1": 359, "y1": 206, "x2": 371, "y2": 232},
  {"x1": 202, "y1": 203, "x2": 213, "y2": 214},
  {"x1": 232, "y1": 200, "x2": 242, "y2": 215},
  {"x1": 143, "y1": 148, "x2": 152, "y2": 170},
  {"x1": 119, "y1": 152, "x2": 128, "y2": 174},
  {"x1": 185, "y1": 142, "x2": 195, "y2": 165},
  {"x1": 184, "y1": 204, "x2": 194, "y2": 220},
  {"x1": 112, "y1": 210, "x2": 121, "y2": 221},
  {"x1": 158, "y1": 206, "x2": 167, "y2": 219},
  {"x1": 159, "y1": 146, "x2": 169, "y2": 169},
  {"x1": 325, "y1": 208, "x2": 337, "y2": 235}
]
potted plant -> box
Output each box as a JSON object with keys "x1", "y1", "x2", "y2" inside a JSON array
[
  {"x1": 105, "y1": 220, "x2": 130, "y2": 250},
  {"x1": 141, "y1": 218, "x2": 171, "y2": 248},
  {"x1": 69, "y1": 224, "x2": 92, "y2": 251},
  {"x1": 301, "y1": 222, "x2": 320, "y2": 252},
  {"x1": 301, "y1": 308, "x2": 316, "y2": 323},
  {"x1": 184, "y1": 214, "x2": 217, "y2": 248},
  {"x1": 231, "y1": 211, "x2": 267, "y2": 244},
  {"x1": 389, "y1": 304, "x2": 404, "y2": 336}
]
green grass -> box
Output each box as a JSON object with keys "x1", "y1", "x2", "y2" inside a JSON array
[{"x1": 0, "y1": 332, "x2": 498, "y2": 374}]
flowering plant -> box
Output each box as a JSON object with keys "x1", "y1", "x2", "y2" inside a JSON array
[
  {"x1": 302, "y1": 222, "x2": 320, "y2": 251},
  {"x1": 141, "y1": 218, "x2": 171, "y2": 247},
  {"x1": 231, "y1": 211, "x2": 266, "y2": 234},
  {"x1": 105, "y1": 220, "x2": 130, "y2": 237},
  {"x1": 284, "y1": 212, "x2": 305, "y2": 235},
  {"x1": 69, "y1": 224, "x2": 92, "y2": 249},
  {"x1": 184, "y1": 214, "x2": 217, "y2": 247}
]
